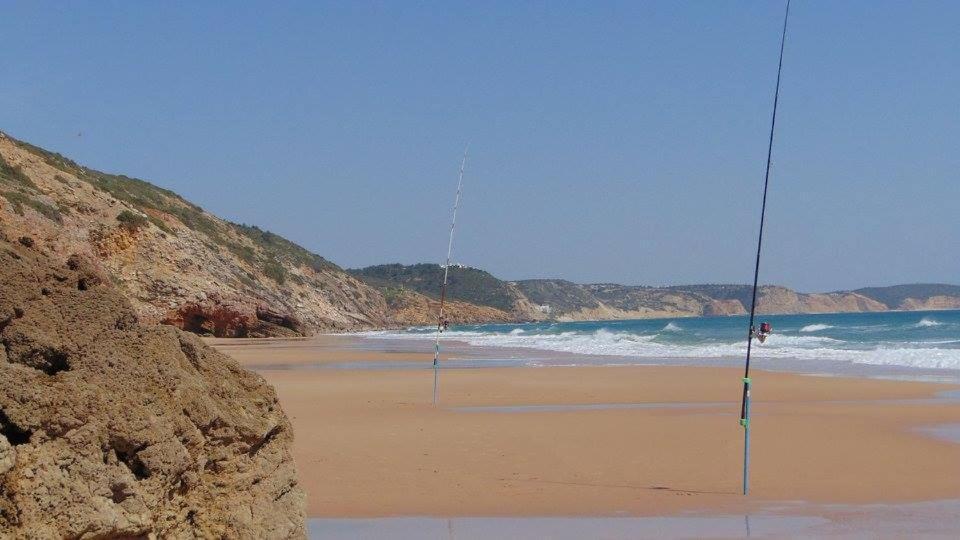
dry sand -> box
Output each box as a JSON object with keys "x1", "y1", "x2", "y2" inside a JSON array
[{"x1": 211, "y1": 336, "x2": 960, "y2": 518}]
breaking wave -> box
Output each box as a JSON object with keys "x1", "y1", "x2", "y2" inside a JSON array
[
  {"x1": 916, "y1": 317, "x2": 942, "y2": 328},
  {"x1": 800, "y1": 324, "x2": 833, "y2": 332},
  {"x1": 361, "y1": 330, "x2": 960, "y2": 371},
  {"x1": 358, "y1": 310, "x2": 960, "y2": 372}
]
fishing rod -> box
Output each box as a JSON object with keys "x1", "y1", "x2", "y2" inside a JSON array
[
  {"x1": 740, "y1": 0, "x2": 791, "y2": 496},
  {"x1": 433, "y1": 147, "x2": 468, "y2": 405}
]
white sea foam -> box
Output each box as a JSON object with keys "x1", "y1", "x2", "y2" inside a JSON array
[
  {"x1": 662, "y1": 322, "x2": 682, "y2": 332},
  {"x1": 916, "y1": 317, "x2": 942, "y2": 328},
  {"x1": 800, "y1": 323, "x2": 833, "y2": 333},
  {"x1": 358, "y1": 326, "x2": 960, "y2": 371},
  {"x1": 763, "y1": 334, "x2": 843, "y2": 346}
]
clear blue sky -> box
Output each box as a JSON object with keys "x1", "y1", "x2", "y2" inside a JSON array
[{"x1": 2, "y1": 1, "x2": 957, "y2": 292}]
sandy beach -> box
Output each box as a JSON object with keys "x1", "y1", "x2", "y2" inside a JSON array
[{"x1": 210, "y1": 335, "x2": 960, "y2": 521}]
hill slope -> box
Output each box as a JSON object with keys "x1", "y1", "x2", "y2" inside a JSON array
[
  {"x1": 852, "y1": 284, "x2": 960, "y2": 310},
  {"x1": 0, "y1": 131, "x2": 397, "y2": 336},
  {"x1": 349, "y1": 263, "x2": 528, "y2": 312},
  {"x1": 355, "y1": 265, "x2": 960, "y2": 322}
]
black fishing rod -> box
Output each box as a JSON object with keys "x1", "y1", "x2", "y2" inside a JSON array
[{"x1": 740, "y1": 0, "x2": 791, "y2": 496}]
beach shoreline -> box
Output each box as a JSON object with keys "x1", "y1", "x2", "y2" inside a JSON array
[{"x1": 210, "y1": 334, "x2": 960, "y2": 520}]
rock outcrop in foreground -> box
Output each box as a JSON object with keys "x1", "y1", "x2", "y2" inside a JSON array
[{"x1": 0, "y1": 238, "x2": 305, "y2": 538}]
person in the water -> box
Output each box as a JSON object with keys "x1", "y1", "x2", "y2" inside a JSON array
[{"x1": 754, "y1": 322, "x2": 772, "y2": 343}]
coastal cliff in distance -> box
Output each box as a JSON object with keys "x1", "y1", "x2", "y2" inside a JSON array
[
  {"x1": 351, "y1": 265, "x2": 960, "y2": 323},
  {"x1": 3, "y1": 129, "x2": 959, "y2": 338}
]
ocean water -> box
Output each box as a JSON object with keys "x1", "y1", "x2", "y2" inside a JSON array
[{"x1": 362, "y1": 310, "x2": 960, "y2": 372}]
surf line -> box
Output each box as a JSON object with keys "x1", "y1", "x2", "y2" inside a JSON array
[
  {"x1": 433, "y1": 147, "x2": 468, "y2": 406},
  {"x1": 740, "y1": 0, "x2": 792, "y2": 496}
]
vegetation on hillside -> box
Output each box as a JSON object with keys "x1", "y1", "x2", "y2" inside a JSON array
[
  {"x1": 116, "y1": 210, "x2": 150, "y2": 232},
  {"x1": 0, "y1": 190, "x2": 63, "y2": 223},
  {"x1": 0, "y1": 152, "x2": 36, "y2": 189},
  {"x1": 853, "y1": 284, "x2": 960, "y2": 309},
  {"x1": 587, "y1": 284, "x2": 705, "y2": 312},
  {"x1": 0, "y1": 151, "x2": 64, "y2": 223},
  {"x1": 513, "y1": 279, "x2": 600, "y2": 312},
  {"x1": 235, "y1": 224, "x2": 340, "y2": 273},
  {"x1": 7, "y1": 135, "x2": 339, "y2": 278},
  {"x1": 665, "y1": 284, "x2": 755, "y2": 308},
  {"x1": 350, "y1": 263, "x2": 519, "y2": 312}
]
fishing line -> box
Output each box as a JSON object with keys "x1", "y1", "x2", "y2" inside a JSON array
[
  {"x1": 740, "y1": 0, "x2": 791, "y2": 496},
  {"x1": 433, "y1": 147, "x2": 468, "y2": 405}
]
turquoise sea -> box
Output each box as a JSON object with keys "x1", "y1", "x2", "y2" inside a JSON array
[{"x1": 364, "y1": 310, "x2": 960, "y2": 374}]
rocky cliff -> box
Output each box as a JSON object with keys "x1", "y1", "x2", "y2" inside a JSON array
[
  {"x1": 899, "y1": 296, "x2": 960, "y2": 311},
  {"x1": 853, "y1": 284, "x2": 960, "y2": 311},
  {"x1": 751, "y1": 286, "x2": 886, "y2": 314},
  {"x1": 0, "y1": 237, "x2": 305, "y2": 537},
  {"x1": 352, "y1": 265, "x2": 960, "y2": 324},
  {"x1": 0, "y1": 132, "x2": 390, "y2": 337},
  {"x1": 516, "y1": 281, "x2": 891, "y2": 320},
  {"x1": 380, "y1": 289, "x2": 517, "y2": 327}
]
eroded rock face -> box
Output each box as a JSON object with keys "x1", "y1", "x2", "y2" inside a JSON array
[
  {"x1": 161, "y1": 294, "x2": 304, "y2": 338},
  {"x1": 900, "y1": 295, "x2": 960, "y2": 311},
  {"x1": 756, "y1": 287, "x2": 887, "y2": 314},
  {"x1": 704, "y1": 299, "x2": 747, "y2": 316},
  {"x1": 383, "y1": 289, "x2": 518, "y2": 327},
  {"x1": 0, "y1": 239, "x2": 305, "y2": 538}
]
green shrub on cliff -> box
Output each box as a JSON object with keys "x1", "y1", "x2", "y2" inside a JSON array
[
  {"x1": 235, "y1": 224, "x2": 340, "y2": 273},
  {"x1": 9, "y1": 137, "x2": 223, "y2": 239},
  {"x1": 1, "y1": 191, "x2": 63, "y2": 223},
  {"x1": 116, "y1": 210, "x2": 150, "y2": 232},
  {"x1": 380, "y1": 286, "x2": 406, "y2": 307},
  {"x1": 0, "y1": 154, "x2": 37, "y2": 190},
  {"x1": 262, "y1": 257, "x2": 288, "y2": 284}
]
